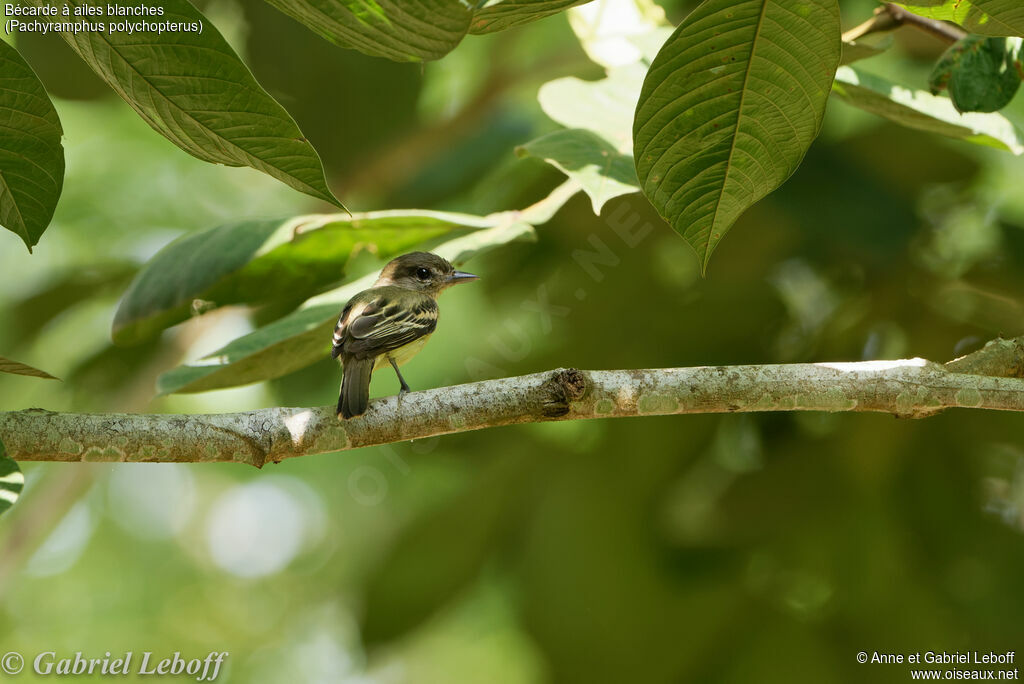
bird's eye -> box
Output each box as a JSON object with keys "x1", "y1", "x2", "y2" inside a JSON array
[{"x1": 416, "y1": 267, "x2": 431, "y2": 280}]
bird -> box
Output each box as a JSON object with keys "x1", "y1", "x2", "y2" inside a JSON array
[{"x1": 331, "y1": 252, "x2": 479, "y2": 419}]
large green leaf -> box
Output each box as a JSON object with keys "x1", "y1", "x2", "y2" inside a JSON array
[
  {"x1": 263, "y1": 0, "x2": 471, "y2": 61},
  {"x1": 471, "y1": 0, "x2": 592, "y2": 34},
  {"x1": 517, "y1": 129, "x2": 638, "y2": 213},
  {"x1": 0, "y1": 40, "x2": 64, "y2": 251},
  {"x1": 633, "y1": 0, "x2": 841, "y2": 272},
  {"x1": 112, "y1": 210, "x2": 505, "y2": 346},
  {"x1": 0, "y1": 356, "x2": 60, "y2": 380},
  {"x1": 893, "y1": 1, "x2": 1024, "y2": 37},
  {"x1": 0, "y1": 440, "x2": 23, "y2": 518},
  {"x1": 38, "y1": 0, "x2": 341, "y2": 207},
  {"x1": 832, "y1": 66, "x2": 1024, "y2": 154},
  {"x1": 157, "y1": 221, "x2": 537, "y2": 393}
]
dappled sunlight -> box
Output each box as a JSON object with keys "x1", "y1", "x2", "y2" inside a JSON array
[
  {"x1": 243, "y1": 604, "x2": 364, "y2": 684},
  {"x1": 284, "y1": 409, "x2": 316, "y2": 448},
  {"x1": 182, "y1": 310, "x2": 257, "y2": 366},
  {"x1": 568, "y1": 0, "x2": 669, "y2": 68},
  {"x1": 818, "y1": 358, "x2": 929, "y2": 372},
  {"x1": 106, "y1": 463, "x2": 196, "y2": 541},
  {"x1": 204, "y1": 478, "x2": 325, "y2": 579},
  {"x1": 25, "y1": 501, "x2": 96, "y2": 578}
]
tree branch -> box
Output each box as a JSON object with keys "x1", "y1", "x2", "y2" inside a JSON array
[
  {"x1": 3, "y1": 337, "x2": 1024, "y2": 467},
  {"x1": 843, "y1": 3, "x2": 967, "y2": 46}
]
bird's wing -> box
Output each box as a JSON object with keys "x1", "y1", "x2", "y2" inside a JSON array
[
  {"x1": 331, "y1": 301, "x2": 355, "y2": 359},
  {"x1": 332, "y1": 290, "x2": 437, "y2": 360}
]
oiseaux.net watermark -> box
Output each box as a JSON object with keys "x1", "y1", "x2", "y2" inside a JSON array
[
  {"x1": 1, "y1": 650, "x2": 228, "y2": 680},
  {"x1": 856, "y1": 650, "x2": 1018, "y2": 680}
]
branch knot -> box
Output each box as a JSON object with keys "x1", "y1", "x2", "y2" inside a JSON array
[{"x1": 540, "y1": 368, "x2": 588, "y2": 418}]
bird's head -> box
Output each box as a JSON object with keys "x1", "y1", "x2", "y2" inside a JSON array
[{"x1": 375, "y1": 251, "x2": 479, "y2": 295}]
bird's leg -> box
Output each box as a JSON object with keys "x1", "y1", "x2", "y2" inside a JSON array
[{"x1": 389, "y1": 357, "x2": 412, "y2": 395}]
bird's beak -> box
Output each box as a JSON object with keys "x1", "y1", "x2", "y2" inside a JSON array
[{"x1": 448, "y1": 270, "x2": 479, "y2": 285}]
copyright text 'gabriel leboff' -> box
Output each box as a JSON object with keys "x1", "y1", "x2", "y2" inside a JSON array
[{"x1": 1, "y1": 650, "x2": 227, "y2": 680}]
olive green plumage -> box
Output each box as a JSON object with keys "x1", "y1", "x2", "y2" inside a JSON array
[{"x1": 332, "y1": 252, "x2": 478, "y2": 419}]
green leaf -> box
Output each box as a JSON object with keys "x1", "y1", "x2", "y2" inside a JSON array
[
  {"x1": 929, "y1": 36, "x2": 1023, "y2": 113},
  {"x1": 832, "y1": 66, "x2": 1024, "y2": 154},
  {"x1": 112, "y1": 210, "x2": 501, "y2": 346},
  {"x1": 517, "y1": 129, "x2": 638, "y2": 213},
  {"x1": 633, "y1": 0, "x2": 841, "y2": 272},
  {"x1": 470, "y1": 0, "x2": 592, "y2": 34},
  {"x1": 532, "y1": 60, "x2": 644, "y2": 214},
  {"x1": 0, "y1": 356, "x2": 60, "y2": 381},
  {"x1": 0, "y1": 40, "x2": 65, "y2": 251},
  {"x1": 42, "y1": 0, "x2": 342, "y2": 207},
  {"x1": 157, "y1": 221, "x2": 537, "y2": 394},
  {"x1": 0, "y1": 440, "x2": 23, "y2": 518},
  {"x1": 539, "y1": 65, "x2": 646, "y2": 151},
  {"x1": 892, "y1": 1, "x2": 1024, "y2": 37},
  {"x1": 263, "y1": 0, "x2": 471, "y2": 62}
]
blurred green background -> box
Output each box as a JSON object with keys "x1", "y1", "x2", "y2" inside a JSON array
[{"x1": 2, "y1": 0, "x2": 1024, "y2": 682}]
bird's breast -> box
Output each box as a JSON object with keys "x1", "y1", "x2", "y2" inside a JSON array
[{"x1": 374, "y1": 333, "x2": 433, "y2": 370}]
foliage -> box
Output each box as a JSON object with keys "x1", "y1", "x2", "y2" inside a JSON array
[
  {"x1": 832, "y1": 66, "x2": 1024, "y2": 152},
  {"x1": 4, "y1": 0, "x2": 1024, "y2": 265},
  {"x1": 112, "y1": 209, "x2": 518, "y2": 345},
  {"x1": 929, "y1": 35, "x2": 1024, "y2": 112},
  {"x1": 633, "y1": 0, "x2": 841, "y2": 270},
  {"x1": 893, "y1": 1, "x2": 1024, "y2": 37},
  {"x1": 0, "y1": 39, "x2": 63, "y2": 251}
]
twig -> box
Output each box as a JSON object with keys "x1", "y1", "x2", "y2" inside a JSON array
[
  {"x1": 843, "y1": 3, "x2": 967, "y2": 46},
  {"x1": 2, "y1": 337, "x2": 1024, "y2": 467}
]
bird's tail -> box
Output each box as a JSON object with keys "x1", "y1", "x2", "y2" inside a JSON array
[{"x1": 338, "y1": 356, "x2": 374, "y2": 419}]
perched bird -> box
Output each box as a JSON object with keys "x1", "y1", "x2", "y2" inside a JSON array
[{"x1": 332, "y1": 252, "x2": 479, "y2": 419}]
